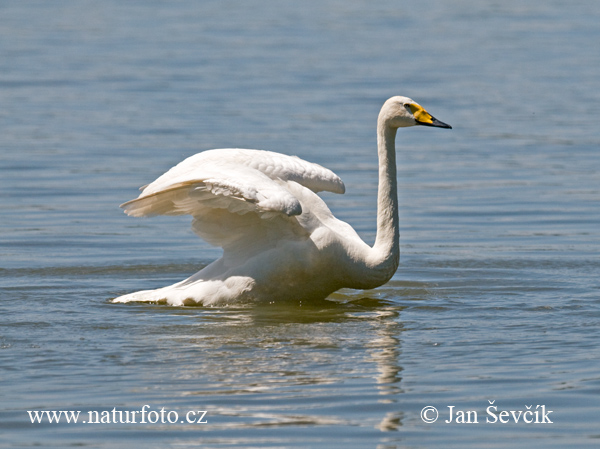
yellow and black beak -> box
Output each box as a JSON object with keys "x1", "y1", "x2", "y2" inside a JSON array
[{"x1": 408, "y1": 104, "x2": 452, "y2": 129}]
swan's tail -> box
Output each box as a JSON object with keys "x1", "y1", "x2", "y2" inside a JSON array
[
  {"x1": 112, "y1": 288, "x2": 171, "y2": 304},
  {"x1": 112, "y1": 270, "x2": 256, "y2": 306}
]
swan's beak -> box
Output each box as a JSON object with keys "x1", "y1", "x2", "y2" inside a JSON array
[{"x1": 409, "y1": 104, "x2": 452, "y2": 129}]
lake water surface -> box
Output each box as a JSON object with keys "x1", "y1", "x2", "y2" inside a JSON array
[{"x1": 1, "y1": 1, "x2": 599, "y2": 448}]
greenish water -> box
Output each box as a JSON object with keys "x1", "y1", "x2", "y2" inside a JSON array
[{"x1": 1, "y1": 1, "x2": 599, "y2": 447}]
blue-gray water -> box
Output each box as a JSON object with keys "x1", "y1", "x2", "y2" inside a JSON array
[{"x1": 1, "y1": 1, "x2": 599, "y2": 447}]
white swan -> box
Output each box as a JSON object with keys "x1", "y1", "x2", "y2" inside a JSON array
[{"x1": 113, "y1": 96, "x2": 451, "y2": 306}]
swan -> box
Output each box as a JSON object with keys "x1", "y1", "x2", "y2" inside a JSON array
[{"x1": 113, "y1": 96, "x2": 451, "y2": 306}]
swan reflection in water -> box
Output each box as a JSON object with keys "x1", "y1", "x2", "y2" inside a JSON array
[{"x1": 134, "y1": 292, "x2": 410, "y2": 432}]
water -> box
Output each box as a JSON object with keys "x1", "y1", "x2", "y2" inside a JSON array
[{"x1": 1, "y1": 0, "x2": 599, "y2": 447}]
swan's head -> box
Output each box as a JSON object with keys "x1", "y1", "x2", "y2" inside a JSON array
[{"x1": 380, "y1": 96, "x2": 452, "y2": 129}]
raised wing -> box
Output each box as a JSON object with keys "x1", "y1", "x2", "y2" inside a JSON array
[
  {"x1": 138, "y1": 148, "x2": 344, "y2": 195},
  {"x1": 121, "y1": 148, "x2": 344, "y2": 217},
  {"x1": 120, "y1": 149, "x2": 345, "y2": 258},
  {"x1": 121, "y1": 166, "x2": 302, "y2": 218}
]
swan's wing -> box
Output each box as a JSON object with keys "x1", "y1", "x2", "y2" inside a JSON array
[
  {"x1": 120, "y1": 149, "x2": 347, "y2": 260},
  {"x1": 121, "y1": 166, "x2": 302, "y2": 219},
  {"x1": 121, "y1": 148, "x2": 347, "y2": 262},
  {"x1": 122, "y1": 177, "x2": 317, "y2": 262},
  {"x1": 137, "y1": 148, "x2": 345, "y2": 198}
]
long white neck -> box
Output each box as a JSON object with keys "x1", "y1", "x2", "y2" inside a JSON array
[{"x1": 363, "y1": 119, "x2": 400, "y2": 285}]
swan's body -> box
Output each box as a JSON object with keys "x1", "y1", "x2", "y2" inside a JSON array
[{"x1": 113, "y1": 96, "x2": 450, "y2": 306}]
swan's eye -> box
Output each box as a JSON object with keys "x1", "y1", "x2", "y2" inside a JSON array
[{"x1": 404, "y1": 104, "x2": 413, "y2": 113}]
